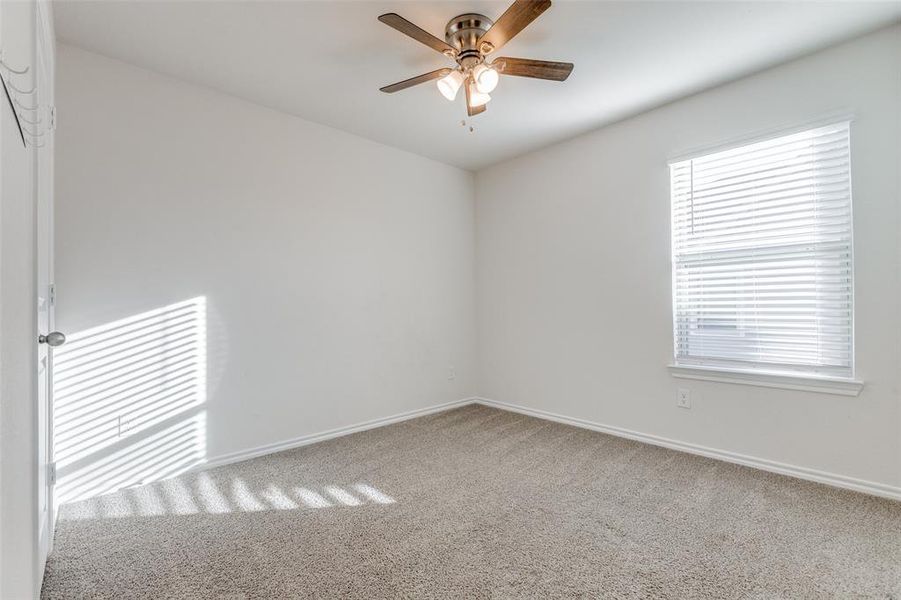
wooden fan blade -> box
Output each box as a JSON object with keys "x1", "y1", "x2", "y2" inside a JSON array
[
  {"x1": 494, "y1": 57, "x2": 573, "y2": 81},
  {"x1": 478, "y1": 0, "x2": 552, "y2": 54},
  {"x1": 465, "y1": 81, "x2": 487, "y2": 116},
  {"x1": 380, "y1": 68, "x2": 452, "y2": 93},
  {"x1": 378, "y1": 13, "x2": 457, "y2": 56}
]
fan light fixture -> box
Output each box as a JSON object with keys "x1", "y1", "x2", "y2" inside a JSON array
[
  {"x1": 472, "y1": 63, "x2": 499, "y2": 94},
  {"x1": 437, "y1": 70, "x2": 465, "y2": 101},
  {"x1": 468, "y1": 82, "x2": 491, "y2": 107},
  {"x1": 378, "y1": 1, "x2": 574, "y2": 118}
]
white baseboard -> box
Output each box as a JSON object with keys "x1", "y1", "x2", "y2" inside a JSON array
[
  {"x1": 473, "y1": 397, "x2": 901, "y2": 502},
  {"x1": 188, "y1": 394, "x2": 900, "y2": 503},
  {"x1": 195, "y1": 397, "x2": 477, "y2": 473}
]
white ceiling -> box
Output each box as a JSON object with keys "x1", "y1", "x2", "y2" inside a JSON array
[{"x1": 54, "y1": 1, "x2": 901, "y2": 171}]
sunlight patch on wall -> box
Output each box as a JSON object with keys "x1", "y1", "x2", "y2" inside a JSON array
[
  {"x1": 56, "y1": 414, "x2": 206, "y2": 505},
  {"x1": 54, "y1": 297, "x2": 207, "y2": 504}
]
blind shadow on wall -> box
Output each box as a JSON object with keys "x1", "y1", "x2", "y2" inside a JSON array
[{"x1": 53, "y1": 297, "x2": 208, "y2": 504}]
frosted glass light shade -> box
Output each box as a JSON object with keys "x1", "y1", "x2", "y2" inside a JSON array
[
  {"x1": 473, "y1": 64, "x2": 499, "y2": 94},
  {"x1": 468, "y1": 83, "x2": 491, "y2": 107},
  {"x1": 437, "y1": 70, "x2": 465, "y2": 101}
]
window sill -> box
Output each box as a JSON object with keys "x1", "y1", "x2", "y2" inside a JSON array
[{"x1": 668, "y1": 364, "x2": 863, "y2": 397}]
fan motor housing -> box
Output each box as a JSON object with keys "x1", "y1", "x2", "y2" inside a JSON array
[{"x1": 445, "y1": 13, "x2": 493, "y2": 67}]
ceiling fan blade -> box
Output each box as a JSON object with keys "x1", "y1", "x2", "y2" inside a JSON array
[
  {"x1": 478, "y1": 0, "x2": 552, "y2": 54},
  {"x1": 380, "y1": 68, "x2": 452, "y2": 93},
  {"x1": 378, "y1": 13, "x2": 457, "y2": 56},
  {"x1": 465, "y1": 81, "x2": 487, "y2": 117},
  {"x1": 494, "y1": 57, "x2": 573, "y2": 81}
]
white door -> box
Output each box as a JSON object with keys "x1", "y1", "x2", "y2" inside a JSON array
[{"x1": 34, "y1": 0, "x2": 57, "y2": 559}]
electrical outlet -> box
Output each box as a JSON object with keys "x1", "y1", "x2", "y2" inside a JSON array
[
  {"x1": 118, "y1": 415, "x2": 136, "y2": 437},
  {"x1": 677, "y1": 388, "x2": 691, "y2": 409},
  {"x1": 448, "y1": 365, "x2": 456, "y2": 381}
]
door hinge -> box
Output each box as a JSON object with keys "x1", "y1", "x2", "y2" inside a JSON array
[
  {"x1": 48, "y1": 462, "x2": 57, "y2": 486},
  {"x1": 49, "y1": 284, "x2": 55, "y2": 307},
  {"x1": 49, "y1": 105, "x2": 56, "y2": 131}
]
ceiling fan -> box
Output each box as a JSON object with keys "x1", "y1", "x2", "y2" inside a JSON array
[{"x1": 378, "y1": 0, "x2": 573, "y2": 117}]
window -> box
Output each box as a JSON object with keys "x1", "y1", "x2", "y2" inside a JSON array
[{"x1": 670, "y1": 122, "x2": 854, "y2": 381}]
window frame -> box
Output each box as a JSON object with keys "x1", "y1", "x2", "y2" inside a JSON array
[{"x1": 667, "y1": 119, "x2": 863, "y2": 396}]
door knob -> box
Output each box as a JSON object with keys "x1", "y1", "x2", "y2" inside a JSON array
[{"x1": 38, "y1": 331, "x2": 66, "y2": 347}]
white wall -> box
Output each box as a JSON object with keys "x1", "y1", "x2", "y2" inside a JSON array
[
  {"x1": 55, "y1": 45, "x2": 476, "y2": 474},
  {"x1": 476, "y1": 25, "x2": 901, "y2": 490}
]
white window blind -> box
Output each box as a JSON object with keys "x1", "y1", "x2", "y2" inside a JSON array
[{"x1": 670, "y1": 121, "x2": 853, "y2": 379}]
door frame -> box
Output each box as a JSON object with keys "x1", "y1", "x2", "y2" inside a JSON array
[{"x1": 34, "y1": 0, "x2": 56, "y2": 571}]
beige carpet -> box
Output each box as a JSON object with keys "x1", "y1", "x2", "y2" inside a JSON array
[{"x1": 42, "y1": 404, "x2": 901, "y2": 599}]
